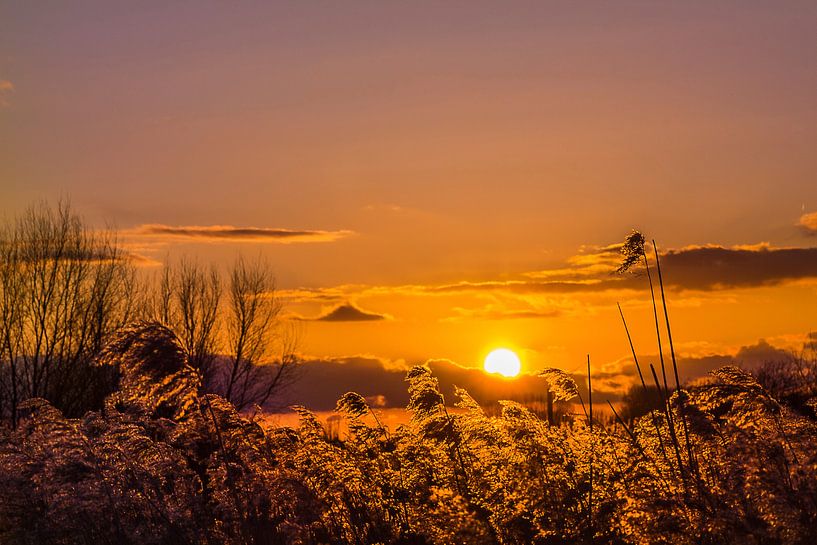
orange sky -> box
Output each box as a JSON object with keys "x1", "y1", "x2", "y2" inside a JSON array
[{"x1": 2, "y1": 2, "x2": 816, "y2": 399}]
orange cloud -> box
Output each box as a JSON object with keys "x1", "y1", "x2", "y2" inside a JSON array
[
  {"x1": 127, "y1": 224, "x2": 354, "y2": 244},
  {"x1": 442, "y1": 304, "x2": 565, "y2": 322},
  {"x1": 278, "y1": 240, "x2": 817, "y2": 323},
  {"x1": 799, "y1": 212, "x2": 817, "y2": 234}
]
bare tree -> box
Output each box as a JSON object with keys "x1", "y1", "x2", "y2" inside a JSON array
[
  {"x1": 146, "y1": 258, "x2": 221, "y2": 383},
  {"x1": 147, "y1": 256, "x2": 300, "y2": 411},
  {"x1": 0, "y1": 201, "x2": 136, "y2": 425},
  {"x1": 174, "y1": 259, "x2": 221, "y2": 381},
  {"x1": 0, "y1": 201, "x2": 300, "y2": 425},
  {"x1": 220, "y1": 256, "x2": 301, "y2": 410}
]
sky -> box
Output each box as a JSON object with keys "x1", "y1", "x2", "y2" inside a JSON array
[{"x1": 2, "y1": 1, "x2": 816, "y2": 404}]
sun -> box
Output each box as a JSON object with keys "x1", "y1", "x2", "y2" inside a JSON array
[{"x1": 483, "y1": 348, "x2": 521, "y2": 378}]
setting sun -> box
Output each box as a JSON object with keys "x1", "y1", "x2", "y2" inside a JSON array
[
  {"x1": 484, "y1": 348, "x2": 522, "y2": 378},
  {"x1": 2, "y1": 3, "x2": 816, "y2": 543}
]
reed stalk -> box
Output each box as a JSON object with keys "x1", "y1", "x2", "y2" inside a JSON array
[
  {"x1": 617, "y1": 303, "x2": 671, "y2": 468},
  {"x1": 650, "y1": 363, "x2": 687, "y2": 491},
  {"x1": 652, "y1": 240, "x2": 700, "y2": 486},
  {"x1": 587, "y1": 354, "x2": 593, "y2": 544}
]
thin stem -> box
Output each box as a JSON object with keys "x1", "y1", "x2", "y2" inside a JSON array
[
  {"x1": 617, "y1": 302, "x2": 671, "y2": 467},
  {"x1": 650, "y1": 363, "x2": 687, "y2": 491},
  {"x1": 652, "y1": 241, "x2": 681, "y2": 391},
  {"x1": 587, "y1": 354, "x2": 593, "y2": 543},
  {"x1": 618, "y1": 302, "x2": 646, "y2": 387},
  {"x1": 642, "y1": 253, "x2": 670, "y2": 399},
  {"x1": 653, "y1": 241, "x2": 699, "y2": 486}
]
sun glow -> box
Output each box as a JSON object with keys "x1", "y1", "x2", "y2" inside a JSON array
[{"x1": 483, "y1": 348, "x2": 521, "y2": 378}]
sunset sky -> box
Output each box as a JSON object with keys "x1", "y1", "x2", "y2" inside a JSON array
[{"x1": 2, "y1": 2, "x2": 816, "y2": 401}]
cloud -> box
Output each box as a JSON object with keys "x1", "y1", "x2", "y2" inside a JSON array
[
  {"x1": 518, "y1": 242, "x2": 817, "y2": 292},
  {"x1": 277, "y1": 239, "x2": 817, "y2": 327},
  {"x1": 0, "y1": 239, "x2": 159, "y2": 267},
  {"x1": 276, "y1": 356, "x2": 407, "y2": 410},
  {"x1": 128, "y1": 224, "x2": 353, "y2": 244},
  {"x1": 0, "y1": 80, "x2": 13, "y2": 108},
  {"x1": 392, "y1": 243, "x2": 817, "y2": 296},
  {"x1": 428, "y1": 278, "x2": 618, "y2": 295},
  {"x1": 271, "y1": 335, "x2": 806, "y2": 412},
  {"x1": 598, "y1": 338, "x2": 795, "y2": 392},
  {"x1": 799, "y1": 212, "x2": 817, "y2": 235},
  {"x1": 442, "y1": 304, "x2": 564, "y2": 322},
  {"x1": 124, "y1": 252, "x2": 163, "y2": 267},
  {"x1": 312, "y1": 303, "x2": 388, "y2": 322},
  {"x1": 655, "y1": 244, "x2": 817, "y2": 290},
  {"x1": 537, "y1": 242, "x2": 817, "y2": 292},
  {"x1": 275, "y1": 355, "x2": 557, "y2": 411}
]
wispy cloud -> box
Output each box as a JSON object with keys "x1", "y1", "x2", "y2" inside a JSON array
[
  {"x1": 124, "y1": 251, "x2": 164, "y2": 267},
  {"x1": 127, "y1": 224, "x2": 354, "y2": 244},
  {"x1": 274, "y1": 238, "x2": 817, "y2": 335},
  {"x1": 283, "y1": 241, "x2": 817, "y2": 306},
  {"x1": 0, "y1": 80, "x2": 14, "y2": 108},
  {"x1": 0, "y1": 239, "x2": 160, "y2": 267},
  {"x1": 442, "y1": 304, "x2": 564, "y2": 322}
]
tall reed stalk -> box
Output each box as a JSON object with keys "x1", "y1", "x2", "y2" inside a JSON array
[
  {"x1": 617, "y1": 303, "x2": 671, "y2": 470},
  {"x1": 652, "y1": 241, "x2": 698, "y2": 483},
  {"x1": 587, "y1": 354, "x2": 593, "y2": 544},
  {"x1": 618, "y1": 232, "x2": 688, "y2": 490}
]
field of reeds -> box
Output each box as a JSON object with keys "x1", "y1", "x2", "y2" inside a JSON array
[{"x1": 0, "y1": 208, "x2": 816, "y2": 544}]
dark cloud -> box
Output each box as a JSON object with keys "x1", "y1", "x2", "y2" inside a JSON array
[
  {"x1": 279, "y1": 241, "x2": 817, "y2": 312},
  {"x1": 130, "y1": 224, "x2": 352, "y2": 243},
  {"x1": 666, "y1": 341, "x2": 789, "y2": 383},
  {"x1": 275, "y1": 356, "x2": 405, "y2": 411},
  {"x1": 313, "y1": 304, "x2": 387, "y2": 322},
  {"x1": 425, "y1": 358, "x2": 579, "y2": 402},
  {"x1": 658, "y1": 245, "x2": 817, "y2": 290},
  {"x1": 733, "y1": 339, "x2": 793, "y2": 368},
  {"x1": 274, "y1": 356, "x2": 612, "y2": 412},
  {"x1": 609, "y1": 339, "x2": 794, "y2": 389},
  {"x1": 0, "y1": 240, "x2": 149, "y2": 266},
  {"x1": 275, "y1": 338, "x2": 803, "y2": 412},
  {"x1": 431, "y1": 244, "x2": 817, "y2": 294}
]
